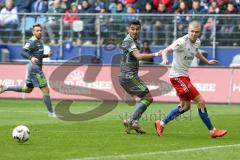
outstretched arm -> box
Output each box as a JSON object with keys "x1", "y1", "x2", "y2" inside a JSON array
[
  {"x1": 132, "y1": 50, "x2": 162, "y2": 61},
  {"x1": 42, "y1": 51, "x2": 52, "y2": 58},
  {"x1": 161, "y1": 46, "x2": 173, "y2": 65},
  {"x1": 195, "y1": 51, "x2": 218, "y2": 65}
]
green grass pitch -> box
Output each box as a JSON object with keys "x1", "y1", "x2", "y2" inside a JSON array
[{"x1": 0, "y1": 99, "x2": 239, "y2": 160}]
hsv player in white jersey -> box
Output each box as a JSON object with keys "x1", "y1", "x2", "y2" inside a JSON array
[{"x1": 154, "y1": 21, "x2": 227, "y2": 138}]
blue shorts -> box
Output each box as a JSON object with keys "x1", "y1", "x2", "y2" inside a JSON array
[{"x1": 26, "y1": 63, "x2": 47, "y2": 88}]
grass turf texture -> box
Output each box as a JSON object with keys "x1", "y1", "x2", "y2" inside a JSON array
[{"x1": 0, "y1": 99, "x2": 239, "y2": 160}]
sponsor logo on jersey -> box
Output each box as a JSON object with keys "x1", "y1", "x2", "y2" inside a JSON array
[{"x1": 184, "y1": 56, "x2": 194, "y2": 60}]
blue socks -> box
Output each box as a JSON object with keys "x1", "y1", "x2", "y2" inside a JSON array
[
  {"x1": 198, "y1": 108, "x2": 214, "y2": 131},
  {"x1": 131, "y1": 99, "x2": 152, "y2": 121},
  {"x1": 43, "y1": 93, "x2": 53, "y2": 113},
  {"x1": 162, "y1": 105, "x2": 185, "y2": 124},
  {"x1": 162, "y1": 105, "x2": 214, "y2": 131}
]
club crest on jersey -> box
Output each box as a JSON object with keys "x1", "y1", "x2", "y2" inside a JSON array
[
  {"x1": 173, "y1": 43, "x2": 180, "y2": 50},
  {"x1": 131, "y1": 43, "x2": 137, "y2": 49},
  {"x1": 23, "y1": 43, "x2": 30, "y2": 49}
]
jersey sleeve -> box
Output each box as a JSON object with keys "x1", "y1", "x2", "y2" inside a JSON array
[
  {"x1": 23, "y1": 40, "x2": 34, "y2": 52},
  {"x1": 128, "y1": 41, "x2": 138, "y2": 53},
  {"x1": 22, "y1": 40, "x2": 34, "y2": 59},
  {"x1": 42, "y1": 54, "x2": 49, "y2": 58},
  {"x1": 195, "y1": 39, "x2": 201, "y2": 53},
  {"x1": 169, "y1": 38, "x2": 185, "y2": 52},
  {"x1": 121, "y1": 39, "x2": 138, "y2": 54}
]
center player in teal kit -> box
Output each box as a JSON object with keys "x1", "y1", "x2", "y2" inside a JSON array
[
  {"x1": 119, "y1": 20, "x2": 162, "y2": 134},
  {"x1": 0, "y1": 23, "x2": 56, "y2": 117}
]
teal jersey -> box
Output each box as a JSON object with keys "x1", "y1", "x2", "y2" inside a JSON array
[
  {"x1": 120, "y1": 34, "x2": 141, "y2": 76},
  {"x1": 22, "y1": 36, "x2": 48, "y2": 69}
]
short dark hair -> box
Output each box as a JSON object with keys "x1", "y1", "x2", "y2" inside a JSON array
[
  {"x1": 143, "y1": 40, "x2": 149, "y2": 44},
  {"x1": 128, "y1": 20, "x2": 141, "y2": 27},
  {"x1": 32, "y1": 23, "x2": 42, "y2": 30},
  {"x1": 193, "y1": 0, "x2": 200, "y2": 3}
]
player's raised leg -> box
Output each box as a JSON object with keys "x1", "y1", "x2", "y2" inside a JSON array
[
  {"x1": 0, "y1": 85, "x2": 6, "y2": 94},
  {"x1": 0, "y1": 84, "x2": 33, "y2": 94},
  {"x1": 155, "y1": 101, "x2": 190, "y2": 136},
  {"x1": 194, "y1": 95, "x2": 227, "y2": 138}
]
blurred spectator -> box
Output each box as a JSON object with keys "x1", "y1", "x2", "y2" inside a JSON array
[
  {"x1": 140, "y1": 40, "x2": 154, "y2": 64},
  {"x1": 175, "y1": 1, "x2": 189, "y2": 37},
  {"x1": 124, "y1": 0, "x2": 136, "y2": 5},
  {"x1": 200, "y1": 0, "x2": 210, "y2": 10},
  {"x1": 142, "y1": 2, "x2": 156, "y2": 13},
  {"x1": 173, "y1": 0, "x2": 191, "y2": 11},
  {"x1": 134, "y1": 0, "x2": 151, "y2": 12},
  {"x1": 93, "y1": 0, "x2": 108, "y2": 13},
  {"x1": 43, "y1": 0, "x2": 64, "y2": 44},
  {"x1": 109, "y1": 2, "x2": 126, "y2": 41},
  {"x1": 153, "y1": 0, "x2": 173, "y2": 12},
  {"x1": 0, "y1": 0, "x2": 4, "y2": 10},
  {"x1": 235, "y1": 0, "x2": 240, "y2": 12},
  {"x1": 79, "y1": 0, "x2": 95, "y2": 43},
  {"x1": 153, "y1": 2, "x2": 172, "y2": 45},
  {"x1": 48, "y1": 0, "x2": 66, "y2": 11},
  {"x1": 31, "y1": 0, "x2": 48, "y2": 13},
  {"x1": 188, "y1": 0, "x2": 207, "y2": 23},
  {"x1": 140, "y1": 2, "x2": 156, "y2": 43},
  {"x1": 0, "y1": 0, "x2": 19, "y2": 42},
  {"x1": 234, "y1": 18, "x2": 240, "y2": 46},
  {"x1": 123, "y1": 5, "x2": 137, "y2": 23},
  {"x1": 200, "y1": 6, "x2": 217, "y2": 43},
  {"x1": 209, "y1": 0, "x2": 220, "y2": 13},
  {"x1": 219, "y1": 2, "x2": 238, "y2": 46},
  {"x1": 15, "y1": 0, "x2": 33, "y2": 13},
  {"x1": 109, "y1": 2, "x2": 126, "y2": 22},
  {"x1": 79, "y1": 0, "x2": 96, "y2": 43},
  {"x1": 95, "y1": 8, "x2": 109, "y2": 44},
  {"x1": 63, "y1": 0, "x2": 77, "y2": 9},
  {"x1": 63, "y1": 2, "x2": 79, "y2": 41},
  {"x1": 216, "y1": 0, "x2": 231, "y2": 12},
  {"x1": 108, "y1": 0, "x2": 117, "y2": 13}
]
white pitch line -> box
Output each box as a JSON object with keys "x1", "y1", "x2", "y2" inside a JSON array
[
  {"x1": 68, "y1": 144, "x2": 240, "y2": 160},
  {"x1": 0, "y1": 110, "x2": 45, "y2": 113}
]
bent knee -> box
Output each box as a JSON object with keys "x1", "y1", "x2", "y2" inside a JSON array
[
  {"x1": 25, "y1": 87, "x2": 33, "y2": 93},
  {"x1": 41, "y1": 86, "x2": 50, "y2": 94},
  {"x1": 181, "y1": 105, "x2": 191, "y2": 111},
  {"x1": 141, "y1": 97, "x2": 153, "y2": 106},
  {"x1": 197, "y1": 100, "x2": 206, "y2": 108},
  {"x1": 147, "y1": 97, "x2": 153, "y2": 103}
]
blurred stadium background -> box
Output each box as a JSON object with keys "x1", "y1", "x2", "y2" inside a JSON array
[
  {"x1": 0, "y1": 0, "x2": 240, "y2": 65},
  {"x1": 0, "y1": 1, "x2": 240, "y2": 160}
]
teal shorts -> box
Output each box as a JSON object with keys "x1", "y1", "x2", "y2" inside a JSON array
[
  {"x1": 26, "y1": 63, "x2": 47, "y2": 88},
  {"x1": 119, "y1": 75, "x2": 149, "y2": 98}
]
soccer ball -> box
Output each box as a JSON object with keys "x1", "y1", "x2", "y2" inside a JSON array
[{"x1": 12, "y1": 125, "x2": 30, "y2": 143}]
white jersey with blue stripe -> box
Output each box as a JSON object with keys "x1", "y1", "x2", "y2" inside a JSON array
[{"x1": 169, "y1": 34, "x2": 201, "y2": 78}]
